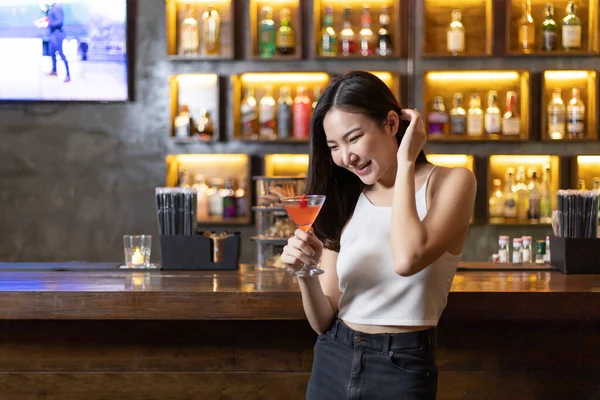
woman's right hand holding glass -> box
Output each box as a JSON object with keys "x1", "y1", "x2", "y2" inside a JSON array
[{"x1": 281, "y1": 229, "x2": 324, "y2": 275}]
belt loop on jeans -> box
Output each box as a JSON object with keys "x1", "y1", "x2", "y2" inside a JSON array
[
  {"x1": 331, "y1": 319, "x2": 339, "y2": 340},
  {"x1": 382, "y1": 333, "x2": 391, "y2": 355}
]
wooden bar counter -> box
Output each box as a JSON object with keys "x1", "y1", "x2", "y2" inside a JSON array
[{"x1": 0, "y1": 263, "x2": 599, "y2": 399}]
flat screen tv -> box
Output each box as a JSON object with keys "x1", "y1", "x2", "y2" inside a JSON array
[{"x1": 0, "y1": 0, "x2": 130, "y2": 102}]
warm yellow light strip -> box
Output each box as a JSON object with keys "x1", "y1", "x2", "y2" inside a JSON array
[
  {"x1": 241, "y1": 73, "x2": 330, "y2": 84},
  {"x1": 490, "y1": 155, "x2": 553, "y2": 165},
  {"x1": 174, "y1": 154, "x2": 248, "y2": 165},
  {"x1": 577, "y1": 156, "x2": 600, "y2": 165},
  {"x1": 426, "y1": 71, "x2": 520, "y2": 82},
  {"x1": 369, "y1": 71, "x2": 393, "y2": 84},
  {"x1": 544, "y1": 71, "x2": 590, "y2": 81},
  {"x1": 266, "y1": 154, "x2": 309, "y2": 165},
  {"x1": 176, "y1": 0, "x2": 231, "y2": 4},
  {"x1": 256, "y1": 0, "x2": 299, "y2": 4},
  {"x1": 427, "y1": 0, "x2": 484, "y2": 4},
  {"x1": 176, "y1": 74, "x2": 218, "y2": 85},
  {"x1": 427, "y1": 154, "x2": 471, "y2": 166},
  {"x1": 322, "y1": 0, "x2": 393, "y2": 4}
]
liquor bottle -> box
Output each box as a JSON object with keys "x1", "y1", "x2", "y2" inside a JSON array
[
  {"x1": 192, "y1": 174, "x2": 210, "y2": 221},
  {"x1": 259, "y1": 85, "x2": 277, "y2": 139},
  {"x1": 519, "y1": 0, "x2": 535, "y2": 53},
  {"x1": 502, "y1": 91, "x2": 521, "y2": 136},
  {"x1": 528, "y1": 170, "x2": 541, "y2": 222},
  {"x1": 319, "y1": 5, "x2": 337, "y2": 56},
  {"x1": 180, "y1": 4, "x2": 199, "y2": 56},
  {"x1": 485, "y1": 90, "x2": 501, "y2": 136},
  {"x1": 427, "y1": 96, "x2": 448, "y2": 136},
  {"x1": 562, "y1": 2, "x2": 581, "y2": 51},
  {"x1": 174, "y1": 104, "x2": 193, "y2": 138},
  {"x1": 547, "y1": 88, "x2": 565, "y2": 139},
  {"x1": 240, "y1": 87, "x2": 258, "y2": 139},
  {"x1": 578, "y1": 179, "x2": 586, "y2": 190},
  {"x1": 447, "y1": 10, "x2": 465, "y2": 56},
  {"x1": 450, "y1": 92, "x2": 466, "y2": 135},
  {"x1": 566, "y1": 88, "x2": 585, "y2": 138},
  {"x1": 503, "y1": 168, "x2": 518, "y2": 220},
  {"x1": 277, "y1": 86, "x2": 293, "y2": 139},
  {"x1": 340, "y1": 6, "x2": 356, "y2": 56},
  {"x1": 540, "y1": 163, "x2": 553, "y2": 223},
  {"x1": 377, "y1": 6, "x2": 393, "y2": 56},
  {"x1": 293, "y1": 86, "x2": 311, "y2": 139},
  {"x1": 542, "y1": 3, "x2": 557, "y2": 51},
  {"x1": 201, "y1": 6, "x2": 220, "y2": 55},
  {"x1": 489, "y1": 178, "x2": 505, "y2": 223},
  {"x1": 196, "y1": 109, "x2": 214, "y2": 141},
  {"x1": 515, "y1": 166, "x2": 530, "y2": 221},
  {"x1": 208, "y1": 178, "x2": 224, "y2": 217},
  {"x1": 259, "y1": 6, "x2": 276, "y2": 58},
  {"x1": 467, "y1": 93, "x2": 484, "y2": 136},
  {"x1": 359, "y1": 5, "x2": 375, "y2": 56},
  {"x1": 234, "y1": 179, "x2": 248, "y2": 218},
  {"x1": 276, "y1": 7, "x2": 295, "y2": 55},
  {"x1": 312, "y1": 87, "x2": 322, "y2": 112},
  {"x1": 222, "y1": 178, "x2": 237, "y2": 218}
]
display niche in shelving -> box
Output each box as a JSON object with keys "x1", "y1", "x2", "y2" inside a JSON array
[
  {"x1": 426, "y1": 154, "x2": 475, "y2": 172},
  {"x1": 423, "y1": 0, "x2": 493, "y2": 57},
  {"x1": 424, "y1": 70, "x2": 530, "y2": 142},
  {"x1": 165, "y1": 154, "x2": 252, "y2": 225},
  {"x1": 573, "y1": 155, "x2": 600, "y2": 189},
  {"x1": 541, "y1": 70, "x2": 597, "y2": 141},
  {"x1": 264, "y1": 154, "x2": 309, "y2": 177},
  {"x1": 166, "y1": 0, "x2": 234, "y2": 59},
  {"x1": 507, "y1": 0, "x2": 599, "y2": 55},
  {"x1": 170, "y1": 74, "x2": 220, "y2": 143},
  {"x1": 230, "y1": 72, "x2": 330, "y2": 143},
  {"x1": 488, "y1": 155, "x2": 559, "y2": 226},
  {"x1": 313, "y1": 0, "x2": 404, "y2": 58},
  {"x1": 250, "y1": 0, "x2": 302, "y2": 60}
]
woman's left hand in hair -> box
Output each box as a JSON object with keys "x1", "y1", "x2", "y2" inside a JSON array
[{"x1": 397, "y1": 108, "x2": 427, "y2": 165}]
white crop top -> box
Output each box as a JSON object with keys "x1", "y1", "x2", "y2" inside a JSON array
[{"x1": 336, "y1": 167, "x2": 460, "y2": 326}]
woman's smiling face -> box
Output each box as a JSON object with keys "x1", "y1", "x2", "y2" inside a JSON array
[{"x1": 323, "y1": 108, "x2": 399, "y2": 186}]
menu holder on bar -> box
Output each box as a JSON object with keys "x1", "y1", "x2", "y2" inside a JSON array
[{"x1": 550, "y1": 190, "x2": 600, "y2": 274}]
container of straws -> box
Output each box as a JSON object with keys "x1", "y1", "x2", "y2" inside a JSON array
[
  {"x1": 156, "y1": 188, "x2": 240, "y2": 271},
  {"x1": 550, "y1": 189, "x2": 600, "y2": 274}
]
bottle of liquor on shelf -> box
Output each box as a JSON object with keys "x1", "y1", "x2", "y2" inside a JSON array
[
  {"x1": 578, "y1": 179, "x2": 586, "y2": 190},
  {"x1": 515, "y1": 165, "x2": 530, "y2": 221},
  {"x1": 377, "y1": 6, "x2": 393, "y2": 56},
  {"x1": 528, "y1": 170, "x2": 541, "y2": 222},
  {"x1": 259, "y1": 85, "x2": 277, "y2": 139},
  {"x1": 208, "y1": 178, "x2": 224, "y2": 217},
  {"x1": 562, "y1": 1, "x2": 582, "y2": 51},
  {"x1": 502, "y1": 91, "x2": 521, "y2": 136},
  {"x1": 235, "y1": 179, "x2": 248, "y2": 218},
  {"x1": 519, "y1": 0, "x2": 535, "y2": 53},
  {"x1": 340, "y1": 6, "x2": 356, "y2": 56},
  {"x1": 467, "y1": 93, "x2": 484, "y2": 136},
  {"x1": 447, "y1": 10, "x2": 464, "y2": 56},
  {"x1": 277, "y1": 86, "x2": 293, "y2": 139},
  {"x1": 241, "y1": 87, "x2": 259, "y2": 139},
  {"x1": 222, "y1": 178, "x2": 237, "y2": 218},
  {"x1": 259, "y1": 6, "x2": 276, "y2": 58},
  {"x1": 359, "y1": 5, "x2": 375, "y2": 56},
  {"x1": 427, "y1": 96, "x2": 448, "y2": 136},
  {"x1": 450, "y1": 92, "x2": 466, "y2": 135},
  {"x1": 548, "y1": 88, "x2": 566, "y2": 139},
  {"x1": 485, "y1": 90, "x2": 501, "y2": 136},
  {"x1": 276, "y1": 7, "x2": 295, "y2": 55},
  {"x1": 594, "y1": 177, "x2": 600, "y2": 237},
  {"x1": 293, "y1": 86, "x2": 311, "y2": 139},
  {"x1": 180, "y1": 4, "x2": 199, "y2": 56},
  {"x1": 192, "y1": 174, "x2": 210, "y2": 221},
  {"x1": 566, "y1": 87, "x2": 585, "y2": 139},
  {"x1": 522, "y1": 236, "x2": 533, "y2": 263},
  {"x1": 201, "y1": 6, "x2": 220, "y2": 55},
  {"x1": 540, "y1": 163, "x2": 553, "y2": 223},
  {"x1": 312, "y1": 87, "x2": 322, "y2": 112},
  {"x1": 504, "y1": 168, "x2": 518, "y2": 221},
  {"x1": 319, "y1": 5, "x2": 337, "y2": 56},
  {"x1": 542, "y1": 3, "x2": 557, "y2": 51},
  {"x1": 196, "y1": 109, "x2": 214, "y2": 141},
  {"x1": 174, "y1": 104, "x2": 193, "y2": 138},
  {"x1": 489, "y1": 178, "x2": 505, "y2": 223}
]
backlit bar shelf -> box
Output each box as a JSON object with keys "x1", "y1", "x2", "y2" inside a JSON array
[
  {"x1": 424, "y1": 70, "x2": 530, "y2": 141},
  {"x1": 249, "y1": 0, "x2": 302, "y2": 60},
  {"x1": 166, "y1": 0, "x2": 234, "y2": 59},
  {"x1": 426, "y1": 154, "x2": 474, "y2": 172},
  {"x1": 423, "y1": 0, "x2": 493, "y2": 57},
  {"x1": 264, "y1": 154, "x2": 309, "y2": 177},
  {"x1": 574, "y1": 156, "x2": 600, "y2": 189},
  {"x1": 541, "y1": 70, "x2": 597, "y2": 141}
]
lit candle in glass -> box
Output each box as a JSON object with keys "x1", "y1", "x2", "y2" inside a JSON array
[{"x1": 131, "y1": 248, "x2": 144, "y2": 265}]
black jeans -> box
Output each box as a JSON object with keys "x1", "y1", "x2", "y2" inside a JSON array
[
  {"x1": 49, "y1": 29, "x2": 70, "y2": 77},
  {"x1": 306, "y1": 319, "x2": 438, "y2": 400}
]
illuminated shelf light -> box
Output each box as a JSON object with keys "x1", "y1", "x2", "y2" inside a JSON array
[
  {"x1": 175, "y1": 74, "x2": 218, "y2": 85},
  {"x1": 426, "y1": 71, "x2": 520, "y2": 82},
  {"x1": 173, "y1": 154, "x2": 248, "y2": 165},
  {"x1": 241, "y1": 73, "x2": 330, "y2": 84},
  {"x1": 544, "y1": 71, "x2": 591, "y2": 81},
  {"x1": 490, "y1": 155, "x2": 554, "y2": 165},
  {"x1": 577, "y1": 156, "x2": 600, "y2": 165}
]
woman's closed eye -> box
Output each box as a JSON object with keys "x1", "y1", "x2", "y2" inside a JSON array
[{"x1": 349, "y1": 135, "x2": 361, "y2": 144}]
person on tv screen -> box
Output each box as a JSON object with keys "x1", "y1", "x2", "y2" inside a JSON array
[{"x1": 36, "y1": 2, "x2": 71, "y2": 83}]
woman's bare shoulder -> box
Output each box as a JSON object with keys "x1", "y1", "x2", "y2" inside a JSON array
[{"x1": 430, "y1": 165, "x2": 477, "y2": 194}]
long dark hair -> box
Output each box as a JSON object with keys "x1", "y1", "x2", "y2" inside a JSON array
[{"x1": 306, "y1": 71, "x2": 428, "y2": 251}]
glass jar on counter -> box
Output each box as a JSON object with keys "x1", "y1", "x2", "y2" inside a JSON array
[{"x1": 253, "y1": 176, "x2": 306, "y2": 207}]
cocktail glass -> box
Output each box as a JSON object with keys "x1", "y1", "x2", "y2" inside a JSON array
[{"x1": 281, "y1": 195, "x2": 326, "y2": 277}]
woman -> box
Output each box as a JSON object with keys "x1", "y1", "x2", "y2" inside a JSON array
[{"x1": 280, "y1": 71, "x2": 476, "y2": 399}]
